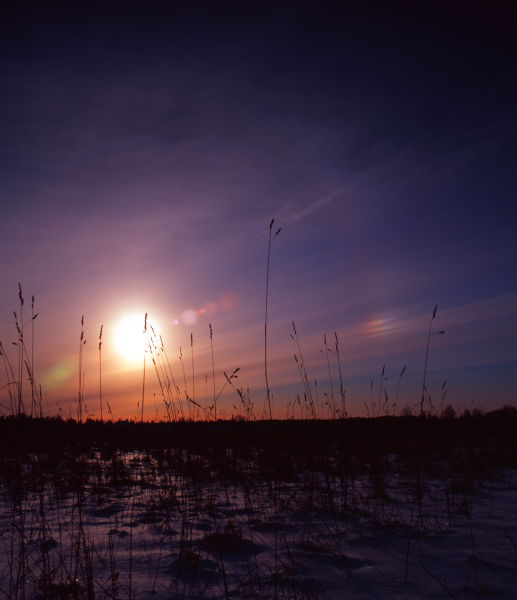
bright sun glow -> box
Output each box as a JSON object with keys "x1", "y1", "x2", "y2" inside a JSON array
[{"x1": 113, "y1": 313, "x2": 158, "y2": 364}]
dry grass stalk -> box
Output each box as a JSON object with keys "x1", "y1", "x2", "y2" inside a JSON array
[
  {"x1": 334, "y1": 332, "x2": 346, "y2": 417},
  {"x1": 98, "y1": 324, "x2": 103, "y2": 421},
  {"x1": 291, "y1": 321, "x2": 316, "y2": 419},
  {"x1": 209, "y1": 323, "x2": 216, "y2": 420},
  {"x1": 78, "y1": 315, "x2": 86, "y2": 422},
  {"x1": 264, "y1": 218, "x2": 281, "y2": 420},
  {"x1": 141, "y1": 313, "x2": 148, "y2": 423}
]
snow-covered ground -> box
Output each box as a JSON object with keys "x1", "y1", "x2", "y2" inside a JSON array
[{"x1": 1, "y1": 446, "x2": 516, "y2": 599}]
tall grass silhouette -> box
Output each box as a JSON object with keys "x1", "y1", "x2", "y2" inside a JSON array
[
  {"x1": 1, "y1": 276, "x2": 451, "y2": 423},
  {"x1": 140, "y1": 313, "x2": 148, "y2": 422},
  {"x1": 98, "y1": 324, "x2": 103, "y2": 421},
  {"x1": 78, "y1": 315, "x2": 85, "y2": 421},
  {"x1": 420, "y1": 304, "x2": 445, "y2": 416},
  {"x1": 264, "y1": 218, "x2": 281, "y2": 420}
]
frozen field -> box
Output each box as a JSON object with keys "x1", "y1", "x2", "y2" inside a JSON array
[{"x1": 1, "y1": 417, "x2": 516, "y2": 599}]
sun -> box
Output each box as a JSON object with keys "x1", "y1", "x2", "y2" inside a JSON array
[{"x1": 113, "y1": 313, "x2": 156, "y2": 364}]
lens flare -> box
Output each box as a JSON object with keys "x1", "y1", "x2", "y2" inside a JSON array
[{"x1": 181, "y1": 309, "x2": 198, "y2": 326}]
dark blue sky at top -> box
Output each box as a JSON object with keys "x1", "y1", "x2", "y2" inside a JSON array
[{"x1": 0, "y1": 1, "x2": 515, "y2": 415}]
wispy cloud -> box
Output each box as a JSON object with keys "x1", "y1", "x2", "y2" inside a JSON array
[{"x1": 279, "y1": 188, "x2": 344, "y2": 224}]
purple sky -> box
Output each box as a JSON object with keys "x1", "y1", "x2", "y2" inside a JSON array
[{"x1": 1, "y1": 3, "x2": 516, "y2": 419}]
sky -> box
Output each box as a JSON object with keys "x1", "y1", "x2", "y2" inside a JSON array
[{"x1": 1, "y1": 2, "x2": 516, "y2": 420}]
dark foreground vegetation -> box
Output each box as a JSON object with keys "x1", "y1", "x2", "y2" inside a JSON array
[{"x1": 1, "y1": 408, "x2": 517, "y2": 599}]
